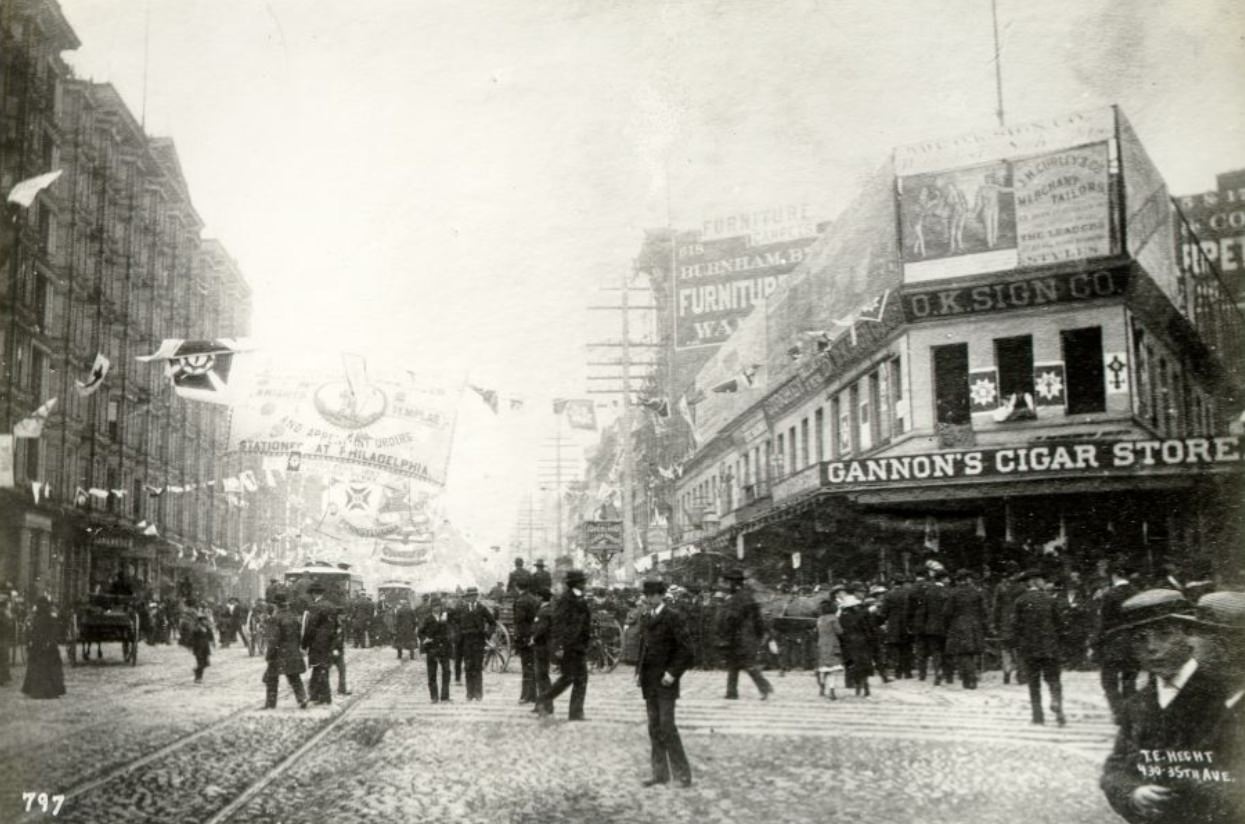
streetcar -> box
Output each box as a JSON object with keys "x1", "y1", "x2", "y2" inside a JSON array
[
  {"x1": 377, "y1": 580, "x2": 418, "y2": 610},
  {"x1": 283, "y1": 562, "x2": 366, "y2": 611}
]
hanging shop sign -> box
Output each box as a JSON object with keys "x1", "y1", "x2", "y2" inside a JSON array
[
  {"x1": 901, "y1": 267, "x2": 1129, "y2": 322},
  {"x1": 819, "y1": 435, "x2": 1243, "y2": 491},
  {"x1": 581, "y1": 520, "x2": 623, "y2": 558}
]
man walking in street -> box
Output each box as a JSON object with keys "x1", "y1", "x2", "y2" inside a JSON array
[
  {"x1": 1096, "y1": 564, "x2": 1139, "y2": 722},
  {"x1": 1011, "y1": 569, "x2": 1066, "y2": 725},
  {"x1": 637, "y1": 578, "x2": 695, "y2": 788},
  {"x1": 531, "y1": 587, "x2": 555, "y2": 714},
  {"x1": 301, "y1": 583, "x2": 337, "y2": 705},
  {"x1": 419, "y1": 596, "x2": 453, "y2": 703},
  {"x1": 456, "y1": 586, "x2": 495, "y2": 701},
  {"x1": 880, "y1": 575, "x2": 913, "y2": 679},
  {"x1": 538, "y1": 569, "x2": 592, "y2": 720},
  {"x1": 394, "y1": 599, "x2": 418, "y2": 661},
  {"x1": 512, "y1": 577, "x2": 540, "y2": 704},
  {"x1": 263, "y1": 592, "x2": 308, "y2": 709},
  {"x1": 716, "y1": 568, "x2": 773, "y2": 700},
  {"x1": 945, "y1": 568, "x2": 988, "y2": 689},
  {"x1": 913, "y1": 570, "x2": 952, "y2": 685}
]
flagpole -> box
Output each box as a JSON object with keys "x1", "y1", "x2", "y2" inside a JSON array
[{"x1": 991, "y1": 0, "x2": 1006, "y2": 127}]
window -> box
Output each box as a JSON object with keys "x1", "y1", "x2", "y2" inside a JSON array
[
  {"x1": 775, "y1": 432, "x2": 785, "y2": 477},
  {"x1": 762, "y1": 440, "x2": 771, "y2": 482},
  {"x1": 890, "y1": 356, "x2": 905, "y2": 434},
  {"x1": 799, "y1": 418, "x2": 810, "y2": 468},
  {"x1": 1062, "y1": 327, "x2": 1106, "y2": 414},
  {"x1": 814, "y1": 407, "x2": 825, "y2": 462},
  {"x1": 1134, "y1": 329, "x2": 1150, "y2": 422},
  {"x1": 994, "y1": 335, "x2": 1035, "y2": 401},
  {"x1": 933, "y1": 343, "x2": 971, "y2": 425},
  {"x1": 854, "y1": 382, "x2": 870, "y2": 452},
  {"x1": 837, "y1": 391, "x2": 853, "y2": 456},
  {"x1": 107, "y1": 398, "x2": 120, "y2": 441},
  {"x1": 788, "y1": 426, "x2": 797, "y2": 472},
  {"x1": 875, "y1": 367, "x2": 891, "y2": 444},
  {"x1": 1158, "y1": 358, "x2": 1171, "y2": 433}
]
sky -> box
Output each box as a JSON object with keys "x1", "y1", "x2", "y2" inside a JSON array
[{"x1": 53, "y1": 0, "x2": 1245, "y2": 565}]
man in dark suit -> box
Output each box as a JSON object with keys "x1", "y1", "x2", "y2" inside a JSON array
[
  {"x1": 1011, "y1": 569, "x2": 1066, "y2": 725},
  {"x1": 945, "y1": 569, "x2": 988, "y2": 689},
  {"x1": 538, "y1": 569, "x2": 592, "y2": 720},
  {"x1": 530, "y1": 559, "x2": 553, "y2": 597},
  {"x1": 456, "y1": 587, "x2": 496, "y2": 701},
  {"x1": 880, "y1": 576, "x2": 913, "y2": 679},
  {"x1": 1097, "y1": 565, "x2": 1139, "y2": 722},
  {"x1": 507, "y1": 558, "x2": 531, "y2": 595},
  {"x1": 394, "y1": 600, "x2": 418, "y2": 661},
  {"x1": 418, "y1": 597, "x2": 453, "y2": 702},
  {"x1": 301, "y1": 583, "x2": 337, "y2": 705},
  {"x1": 716, "y1": 568, "x2": 772, "y2": 700},
  {"x1": 637, "y1": 579, "x2": 695, "y2": 788},
  {"x1": 1100, "y1": 589, "x2": 1235, "y2": 824},
  {"x1": 914, "y1": 571, "x2": 952, "y2": 685},
  {"x1": 512, "y1": 578, "x2": 541, "y2": 704},
  {"x1": 530, "y1": 587, "x2": 555, "y2": 714},
  {"x1": 264, "y1": 592, "x2": 308, "y2": 709}
]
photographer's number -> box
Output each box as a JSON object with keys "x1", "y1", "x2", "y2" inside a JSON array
[{"x1": 22, "y1": 793, "x2": 65, "y2": 816}]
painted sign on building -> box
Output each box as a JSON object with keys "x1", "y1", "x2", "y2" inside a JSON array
[
  {"x1": 901, "y1": 267, "x2": 1129, "y2": 321},
  {"x1": 1178, "y1": 169, "x2": 1245, "y2": 306},
  {"x1": 1014, "y1": 143, "x2": 1112, "y2": 266}
]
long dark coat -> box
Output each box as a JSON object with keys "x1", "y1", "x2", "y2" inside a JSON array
[
  {"x1": 22, "y1": 608, "x2": 65, "y2": 699},
  {"x1": 1101, "y1": 667, "x2": 1237, "y2": 824},
  {"x1": 836, "y1": 604, "x2": 876, "y2": 676},
  {"x1": 637, "y1": 605, "x2": 695, "y2": 700},
  {"x1": 1095, "y1": 582, "x2": 1138, "y2": 665},
  {"x1": 944, "y1": 583, "x2": 988, "y2": 656},
  {"x1": 532, "y1": 600, "x2": 555, "y2": 652},
  {"x1": 879, "y1": 585, "x2": 910, "y2": 643},
  {"x1": 393, "y1": 605, "x2": 418, "y2": 648},
  {"x1": 513, "y1": 592, "x2": 540, "y2": 646},
  {"x1": 455, "y1": 601, "x2": 496, "y2": 639},
  {"x1": 917, "y1": 584, "x2": 951, "y2": 637},
  {"x1": 716, "y1": 588, "x2": 766, "y2": 666},
  {"x1": 553, "y1": 591, "x2": 592, "y2": 656},
  {"x1": 301, "y1": 600, "x2": 338, "y2": 667},
  {"x1": 1010, "y1": 588, "x2": 1064, "y2": 660},
  {"x1": 265, "y1": 609, "x2": 307, "y2": 678},
  {"x1": 418, "y1": 611, "x2": 453, "y2": 657}
]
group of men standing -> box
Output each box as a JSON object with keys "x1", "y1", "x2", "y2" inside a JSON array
[{"x1": 261, "y1": 581, "x2": 350, "y2": 709}]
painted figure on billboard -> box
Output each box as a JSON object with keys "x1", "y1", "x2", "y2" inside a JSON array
[
  {"x1": 902, "y1": 163, "x2": 1016, "y2": 263},
  {"x1": 974, "y1": 171, "x2": 1014, "y2": 249},
  {"x1": 940, "y1": 177, "x2": 970, "y2": 254}
]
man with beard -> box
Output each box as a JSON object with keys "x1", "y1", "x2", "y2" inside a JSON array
[
  {"x1": 637, "y1": 578, "x2": 695, "y2": 788},
  {"x1": 716, "y1": 568, "x2": 773, "y2": 700},
  {"x1": 538, "y1": 569, "x2": 592, "y2": 720},
  {"x1": 1100, "y1": 589, "x2": 1235, "y2": 823}
]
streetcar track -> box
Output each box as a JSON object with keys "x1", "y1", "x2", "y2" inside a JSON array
[{"x1": 205, "y1": 662, "x2": 406, "y2": 824}]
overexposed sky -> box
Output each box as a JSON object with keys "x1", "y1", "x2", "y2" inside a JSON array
[{"x1": 53, "y1": 0, "x2": 1245, "y2": 558}]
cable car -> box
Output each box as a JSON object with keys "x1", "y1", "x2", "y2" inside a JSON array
[
  {"x1": 377, "y1": 580, "x2": 417, "y2": 610},
  {"x1": 283, "y1": 561, "x2": 366, "y2": 611}
]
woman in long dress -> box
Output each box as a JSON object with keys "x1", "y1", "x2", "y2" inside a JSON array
[{"x1": 22, "y1": 596, "x2": 65, "y2": 699}]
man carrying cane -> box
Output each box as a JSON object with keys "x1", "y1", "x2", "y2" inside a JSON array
[{"x1": 637, "y1": 578, "x2": 694, "y2": 788}]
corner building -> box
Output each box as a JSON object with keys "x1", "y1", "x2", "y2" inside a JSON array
[{"x1": 668, "y1": 107, "x2": 1243, "y2": 586}]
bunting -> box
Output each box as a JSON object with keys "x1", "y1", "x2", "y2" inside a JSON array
[
  {"x1": 469, "y1": 384, "x2": 499, "y2": 414},
  {"x1": 137, "y1": 338, "x2": 252, "y2": 405}
]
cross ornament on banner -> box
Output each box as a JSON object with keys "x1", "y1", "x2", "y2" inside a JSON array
[{"x1": 1104, "y1": 352, "x2": 1129, "y2": 394}]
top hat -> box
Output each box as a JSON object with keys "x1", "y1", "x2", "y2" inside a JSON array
[
  {"x1": 1107, "y1": 589, "x2": 1197, "y2": 636},
  {"x1": 642, "y1": 579, "x2": 668, "y2": 596},
  {"x1": 307, "y1": 582, "x2": 326, "y2": 595},
  {"x1": 723, "y1": 568, "x2": 746, "y2": 582},
  {"x1": 1196, "y1": 591, "x2": 1245, "y2": 633},
  {"x1": 464, "y1": 586, "x2": 479, "y2": 596},
  {"x1": 564, "y1": 569, "x2": 587, "y2": 585}
]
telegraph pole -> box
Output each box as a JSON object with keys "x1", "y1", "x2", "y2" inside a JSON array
[{"x1": 619, "y1": 266, "x2": 636, "y2": 586}]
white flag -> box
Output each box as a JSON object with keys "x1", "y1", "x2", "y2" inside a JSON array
[
  {"x1": 6, "y1": 170, "x2": 63, "y2": 207},
  {"x1": 239, "y1": 470, "x2": 259, "y2": 492},
  {"x1": 14, "y1": 398, "x2": 57, "y2": 438},
  {"x1": 75, "y1": 354, "x2": 111, "y2": 397}
]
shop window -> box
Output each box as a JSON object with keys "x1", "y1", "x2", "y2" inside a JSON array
[
  {"x1": 994, "y1": 335, "x2": 1034, "y2": 402},
  {"x1": 872, "y1": 369, "x2": 889, "y2": 444},
  {"x1": 24, "y1": 439, "x2": 40, "y2": 482},
  {"x1": 933, "y1": 343, "x2": 971, "y2": 425},
  {"x1": 814, "y1": 407, "x2": 825, "y2": 462},
  {"x1": 107, "y1": 398, "x2": 119, "y2": 441},
  {"x1": 1062, "y1": 327, "x2": 1106, "y2": 414}
]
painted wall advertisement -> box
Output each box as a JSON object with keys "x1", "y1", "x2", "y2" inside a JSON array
[
  {"x1": 675, "y1": 227, "x2": 819, "y2": 350},
  {"x1": 1178, "y1": 169, "x2": 1245, "y2": 304},
  {"x1": 895, "y1": 108, "x2": 1119, "y2": 284}
]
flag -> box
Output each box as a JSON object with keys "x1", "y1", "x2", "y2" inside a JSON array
[
  {"x1": 75, "y1": 487, "x2": 88, "y2": 506},
  {"x1": 833, "y1": 289, "x2": 892, "y2": 346},
  {"x1": 110, "y1": 489, "x2": 127, "y2": 498},
  {"x1": 968, "y1": 368, "x2": 1000, "y2": 414},
  {"x1": 1032, "y1": 362, "x2": 1067, "y2": 407},
  {"x1": 470, "y1": 385, "x2": 499, "y2": 414},
  {"x1": 145, "y1": 484, "x2": 165, "y2": 497},
  {"x1": 168, "y1": 484, "x2": 185, "y2": 494},
  {"x1": 75, "y1": 354, "x2": 111, "y2": 397},
  {"x1": 14, "y1": 398, "x2": 57, "y2": 438},
  {"x1": 556, "y1": 399, "x2": 597, "y2": 430},
  {"x1": 88, "y1": 488, "x2": 109, "y2": 499},
  {"x1": 711, "y1": 365, "x2": 759, "y2": 394},
  {"x1": 137, "y1": 338, "x2": 252, "y2": 405},
  {"x1": 638, "y1": 397, "x2": 669, "y2": 417},
  {"x1": 239, "y1": 470, "x2": 259, "y2": 492},
  {"x1": 31, "y1": 481, "x2": 43, "y2": 505},
  {"x1": 6, "y1": 170, "x2": 62, "y2": 207}
]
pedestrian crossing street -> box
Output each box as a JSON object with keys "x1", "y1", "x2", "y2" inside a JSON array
[{"x1": 348, "y1": 667, "x2": 1118, "y2": 761}]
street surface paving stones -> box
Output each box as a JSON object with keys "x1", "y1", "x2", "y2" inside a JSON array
[{"x1": 0, "y1": 642, "x2": 1120, "y2": 823}]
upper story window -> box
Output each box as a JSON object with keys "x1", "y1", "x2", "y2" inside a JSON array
[
  {"x1": 933, "y1": 343, "x2": 970, "y2": 426},
  {"x1": 1062, "y1": 327, "x2": 1106, "y2": 415}
]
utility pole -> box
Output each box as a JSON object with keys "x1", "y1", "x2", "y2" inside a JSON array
[{"x1": 619, "y1": 265, "x2": 636, "y2": 586}]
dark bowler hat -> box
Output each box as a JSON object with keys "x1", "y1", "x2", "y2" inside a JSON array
[
  {"x1": 1108, "y1": 589, "x2": 1197, "y2": 636},
  {"x1": 534, "y1": 559, "x2": 546, "y2": 568},
  {"x1": 464, "y1": 586, "x2": 479, "y2": 596},
  {"x1": 307, "y1": 582, "x2": 325, "y2": 595},
  {"x1": 271, "y1": 591, "x2": 289, "y2": 605},
  {"x1": 565, "y1": 569, "x2": 587, "y2": 585},
  {"x1": 723, "y1": 568, "x2": 746, "y2": 582},
  {"x1": 642, "y1": 579, "x2": 668, "y2": 595},
  {"x1": 1196, "y1": 591, "x2": 1245, "y2": 633}
]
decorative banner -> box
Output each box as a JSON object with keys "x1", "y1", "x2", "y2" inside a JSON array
[
  {"x1": 315, "y1": 480, "x2": 435, "y2": 542},
  {"x1": 1033, "y1": 362, "x2": 1067, "y2": 407},
  {"x1": 75, "y1": 353, "x2": 111, "y2": 397},
  {"x1": 0, "y1": 435, "x2": 13, "y2": 487},
  {"x1": 968, "y1": 368, "x2": 1000, "y2": 414},
  {"x1": 1104, "y1": 352, "x2": 1130, "y2": 394},
  {"x1": 553, "y1": 399, "x2": 597, "y2": 431},
  {"x1": 1013, "y1": 143, "x2": 1111, "y2": 267},
  {"x1": 229, "y1": 362, "x2": 460, "y2": 487}
]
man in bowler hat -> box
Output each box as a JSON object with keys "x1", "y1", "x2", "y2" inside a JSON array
[
  {"x1": 418, "y1": 596, "x2": 453, "y2": 702},
  {"x1": 637, "y1": 578, "x2": 694, "y2": 788},
  {"x1": 1011, "y1": 569, "x2": 1066, "y2": 725},
  {"x1": 530, "y1": 559, "x2": 553, "y2": 595},
  {"x1": 301, "y1": 582, "x2": 337, "y2": 704},
  {"x1": 716, "y1": 568, "x2": 773, "y2": 700},
  {"x1": 538, "y1": 569, "x2": 592, "y2": 720},
  {"x1": 263, "y1": 592, "x2": 308, "y2": 709},
  {"x1": 456, "y1": 586, "x2": 495, "y2": 700}
]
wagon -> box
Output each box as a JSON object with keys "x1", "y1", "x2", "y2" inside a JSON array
[
  {"x1": 67, "y1": 594, "x2": 140, "y2": 667},
  {"x1": 479, "y1": 595, "x2": 623, "y2": 674},
  {"x1": 479, "y1": 596, "x2": 513, "y2": 673}
]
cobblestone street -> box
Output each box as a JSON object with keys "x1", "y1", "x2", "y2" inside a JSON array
[{"x1": 1, "y1": 643, "x2": 1120, "y2": 823}]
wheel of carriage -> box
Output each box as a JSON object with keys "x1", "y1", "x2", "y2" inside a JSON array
[
  {"x1": 484, "y1": 622, "x2": 511, "y2": 673},
  {"x1": 67, "y1": 613, "x2": 79, "y2": 667},
  {"x1": 127, "y1": 613, "x2": 140, "y2": 666},
  {"x1": 590, "y1": 616, "x2": 623, "y2": 673}
]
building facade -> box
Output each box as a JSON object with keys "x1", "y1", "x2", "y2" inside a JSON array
[{"x1": 663, "y1": 107, "x2": 1244, "y2": 587}]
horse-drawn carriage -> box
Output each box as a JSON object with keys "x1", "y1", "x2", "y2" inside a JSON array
[
  {"x1": 67, "y1": 594, "x2": 140, "y2": 667},
  {"x1": 480, "y1": 594, "x2": 623, "y2": 674}
]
